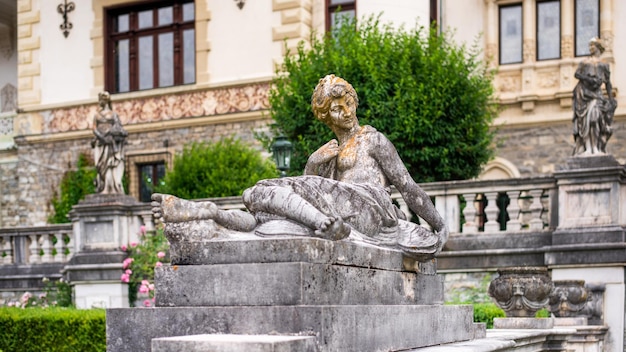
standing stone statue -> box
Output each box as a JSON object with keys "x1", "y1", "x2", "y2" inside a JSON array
[
  {"x1": 92, "y1": 91, "x2": 128, "y2": 194},
  {"x1": 572, "y1": 37, "x2": 617, "y2": 155},
  {"x1": 152, "y1": 75, "x2": 448, "y2": 261}
]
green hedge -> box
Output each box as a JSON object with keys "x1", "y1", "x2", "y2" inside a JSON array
[
  {"x1": 0, "y1": 308, "x2": 106, "y2": 352},
  {"x1": 472, "y1": 303, "x2": 506, "y2": 329}
]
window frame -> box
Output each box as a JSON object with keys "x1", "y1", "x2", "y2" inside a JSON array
[
  {"x1": 138, "y1": 162, "x2": 167, "y2": 203},
  {"x1": 104, "y1": 0, "x2": 196, "y2": 94},
  {"x1": 498, "y1": 3, "x2": 524, "y2": 65},
  {"x1": 536, "y1": 0, "x2": 561, "y2": 61},
  {"x1": 574, "y1": 0, "x2": 600, "y2": 57},
  {"x1": 325, "y1": 0, "x2": 356, "y2": 32}
]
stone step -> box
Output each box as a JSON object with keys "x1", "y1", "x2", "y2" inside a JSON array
[
  {"x1": 107, "y1": 304, "x2": 483, "y2": 352},
  {"x1": 155, "y1": 262, "x2": 443, "y2": 307}
]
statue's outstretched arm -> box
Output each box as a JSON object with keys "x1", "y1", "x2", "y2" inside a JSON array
[{"x1": 371, "y1": 133, "x2": 448, "y2": 243}]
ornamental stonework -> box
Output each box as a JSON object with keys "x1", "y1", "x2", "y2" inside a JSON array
[{"x1": 46, "y1": 83, "x2": 271, "y2": 133}]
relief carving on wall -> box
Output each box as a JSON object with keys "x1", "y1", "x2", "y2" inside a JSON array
[
  {"x1": 561, "y1": 35, "x2": 573, "y2": 59},
  {"x1": 523, "y1": 39, "x2": 535, "y2": 63},
  {"x1": 46, "y1": 83, "x2": 271, "y2": 133},
  {"x1": 497, "y1": 74, "x2": 521, "y2": 93},
  {"x1": 538, "y1": 71, "x2": 559, "y2": 89},
  {"x1": 1, "y1": 83, "x2": 17, "y2": 113}
]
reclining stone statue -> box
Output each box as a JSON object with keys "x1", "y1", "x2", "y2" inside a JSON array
[{"x1": 152, "y1": 74, "x2": 448, "y2": 261}]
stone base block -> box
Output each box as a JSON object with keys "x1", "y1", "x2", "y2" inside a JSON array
[
  {"x1": 168, "y1": 237, "x2": 436, "y2": 274},
  {"x1": 155, "y1": 263, "x2": 443, "y2": 306},
  {"x1": 74, "y1": 281, "x2": 128, "y2": 309},
  {"x1": 493, "y1": 317, "x2": 555, "y2": 329},
  {"x1": 107, "y1": 304, "x2": 482, "y2": 352},
  {"x1": 152, "y1": 334, "x2": 317, "y2": 352},
  {"x1": 554, "y1": 317, "x2": 588, "y2": 326}
]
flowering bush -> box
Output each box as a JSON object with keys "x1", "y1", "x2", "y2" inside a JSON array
[
  {"x1": 5, "y1": 277, "x2": 73, "y2": 309},
  {"x1": 120, "y1": 225, "x2": 169, "y2": 307}
]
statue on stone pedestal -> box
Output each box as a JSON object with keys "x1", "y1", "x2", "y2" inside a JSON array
[
  {"x1": 92, "y1": 91, "x2": 128, "y2": 194},
  {"x1": 572, "y1": 37, "x2": 617, "y2": 156},
  {"x1": 152, "y1": 75, "x2": 449, "y2": 261}
]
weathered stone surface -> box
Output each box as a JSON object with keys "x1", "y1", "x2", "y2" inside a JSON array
[
  {"x1": 169, "y1": 236, "x2": 431, "y2": 272},
  {"x1": 107, "y1": 305, "x2": 480, "y2": 352},
  {"x1": 493, "y1": 317, "x2": 555, "y2": 329},
  {"x1": 151, "y1": 334, "x2": 318, "y2": 352},
  {"x1": 155, "y1": 262, "x2": 443, "y2": 307}
]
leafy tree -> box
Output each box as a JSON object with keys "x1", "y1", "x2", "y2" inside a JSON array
[
  {"x1": 156, "y1": 138, "x2": 278, "y2": 199},
  {"x1": 48, "y1": 154, "x2": 97, "y2": 224},
  {"x1": 268, "y1": 15, "x2": 498, "y2": 181}
]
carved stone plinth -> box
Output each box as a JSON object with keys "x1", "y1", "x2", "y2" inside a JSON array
[
  {"x1": 488, "y1": 267, "x2": 553, "y2": 317},
  {"x1": 549, "y1": 280, "x2": 588, "y2": 318}
]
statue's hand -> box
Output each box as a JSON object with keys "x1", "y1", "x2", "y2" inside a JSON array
[{"x1": 308, "y1": 139, "x2": 339, "y2": 165}]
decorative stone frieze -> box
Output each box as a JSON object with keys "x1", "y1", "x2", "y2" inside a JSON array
[{"x1": 46, "y1": 83, "x2": 270, "y2": 133}]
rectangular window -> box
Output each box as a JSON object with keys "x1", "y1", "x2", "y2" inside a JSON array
[
  {"x1": 575, "y1": 0, "x2": 599, "y2": 56},
  {"x1": 139, "y1": 163, "x2": 166, "y2": 202},
  {"x1": 106, "y1": 1, "x2": 196, "y2": 93},
  {"x1": 326, "y1": 0, "x2": 356, "y2": 32},
  {"x1": 499, "y1": 4, "x2": 523, "y2": 65},
  {"x1": 537, "y1": 0, "x2": 560, "y2": 60}
]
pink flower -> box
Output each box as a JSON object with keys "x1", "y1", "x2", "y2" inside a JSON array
[
  {"x1": 139, "y1": 225, "x2": 146, "y2": 236},
  {"x1": 130, "y1": 242, "x2": 138, "y2": 247},
  {"x1": 141, "y1": 280, "x2": 150, "y2": 286},
  {"x1": 155, "y1": 261, "x2": 163, "y2": 267},
  {"x1": 120, "y1": 245, "x2": 127, "y2": 251},
  {"x1": 148, "y1": 284, "x2": 155, "y2": 291},
  {"x1": 122, "y1": 258, "x2": 134, "y2": 269},
  {"x1": 125, "y1": 269, "x2": 132, "y2": 275},
  {"x1": 143, "y1": 299, "x2": 151, "y2": 307},
  {"x1": 121, "y1": 273, "x2": 130, "y2": 283},
  {"x1": 139, "y1": 285, "x2": 149, "y2": 294},
  {"x1": 157, "y1": 251, "x2": 166, "y2": 259}
]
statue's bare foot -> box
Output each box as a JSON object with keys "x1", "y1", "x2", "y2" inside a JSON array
[
  {"x1": 314, "y1": 216, "x2": 351, "y2": 241},
  {"x1": 151, "y1": 193, "x2": 218, "y2": 223}
]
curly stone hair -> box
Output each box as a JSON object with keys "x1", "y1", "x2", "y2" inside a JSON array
[{"x1": 311, "y1": 74, "x2": 359, "y2": 123}]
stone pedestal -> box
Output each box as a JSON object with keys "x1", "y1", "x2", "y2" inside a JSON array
[
  {"x1": 64, "y1": 194, "x2": 144, "y2": 309},
  {"x1": 107, "y1": 237, "x2": 485, "y2": 351},
  {"x1": 550, "y1": 156, "x2": 625, "y2": 352}
]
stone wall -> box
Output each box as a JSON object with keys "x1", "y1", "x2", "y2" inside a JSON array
[
  {"x1": 494, "y1": 117, "x2": 626, "y2": 176},
  {"x1": 13, "y1": 118, "x2": 269, "y2": 226}
]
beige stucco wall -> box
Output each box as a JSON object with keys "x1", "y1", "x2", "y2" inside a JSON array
[
  {"x1": 207, "y1": 0, "x2": 277, "y2": 84},
  {"x1": 358, "y1": 0, "x2": 430, "y2": 30},
  {"x1": 39, "y1": 0, "x2": 94, "y2": 105}
]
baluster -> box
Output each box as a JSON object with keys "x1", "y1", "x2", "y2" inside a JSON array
[
  {"x1": 141, "y1": 214, "x2": 155, "y2": 233},
  {"x1": 528, "y1": 189, "x2": 545, "y2": 231},
  {"x1": 483, "y1": 192, "x2": 500, "y2": 232},
  {"x1": 28, "y1": 234, "x2": 41, "y2": 264},
  {"x1": 506, "y1": 191, "x2": 522, "y2": 231},
  {"x1": 1, "y1": 236, "x2": 12, "y2": 264},
  {"x1": 63, "y1": 232, "x2": 73, "y2": 261},
  {"x1": 462, "y1": 193, "x2": 478, "y2": 233},
  {"x1": 53, "y1": 233, "x2": 64, "y2": 262},
  {"x1": 41, "y1": 234, "x2": 54, "y2": 263}
]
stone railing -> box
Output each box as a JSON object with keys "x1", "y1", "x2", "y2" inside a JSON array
[{"x1": 0, "y1": 224, "x2": 74, "y2": 265}]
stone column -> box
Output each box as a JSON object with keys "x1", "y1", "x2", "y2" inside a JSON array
[{"x1": 64, "y1": 193, "x2": 144, "y2": 309}]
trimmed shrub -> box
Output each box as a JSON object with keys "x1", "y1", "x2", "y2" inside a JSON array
[
  {"x1": 473, "y1": 303, "x2": 506, "y2": 329},
  {"x1": 268, "y1": 15, "x2": 497, "y2": 181},
  {"x1": 0, "y1": 308, "x2": 105, "y2": 352},
  {"x1": 156, "y1": 138, "x2": 278, "y2": 199}
]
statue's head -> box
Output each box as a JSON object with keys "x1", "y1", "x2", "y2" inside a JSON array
[
  {"x1": 311, "y1": 74, "x2": 359, "y2": 123},
  {"x1": 98, "y1": 91, "x2": 112, "y2": 109},
  {"x1": 589, "y1": 37, "x2": 605, "y2": 54}
]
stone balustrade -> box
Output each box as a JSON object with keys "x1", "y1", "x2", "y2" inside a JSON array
[{"x1": 0, "y1": 224, "x2": 73, "y2": 265}]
